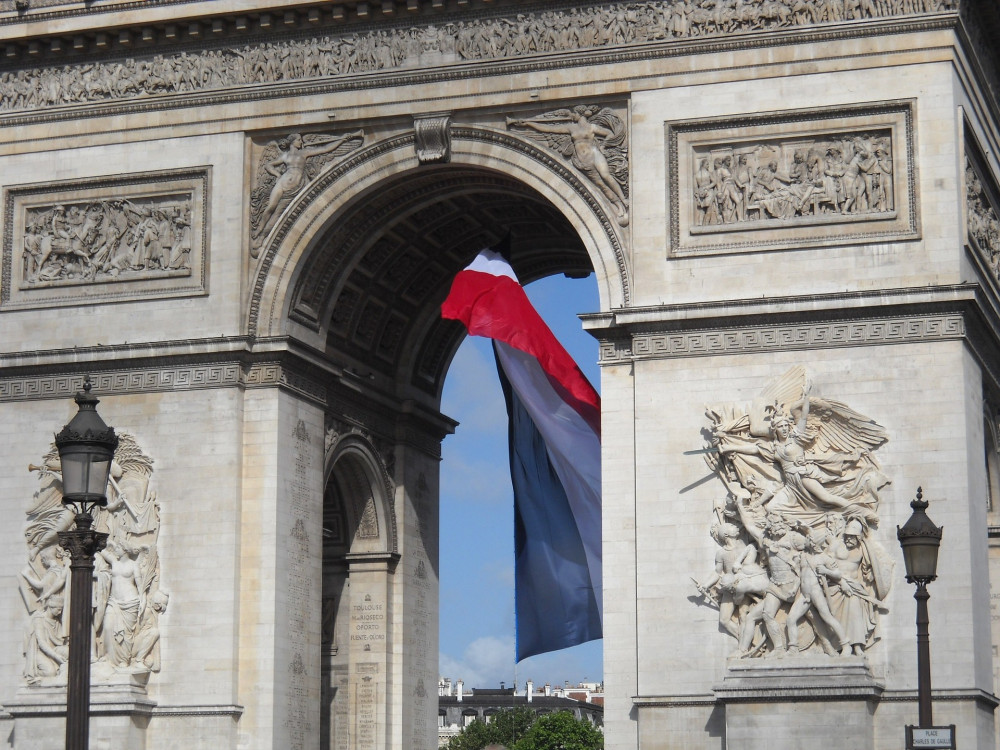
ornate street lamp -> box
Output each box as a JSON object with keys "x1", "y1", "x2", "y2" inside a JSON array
[
  {"x1": 896, "y1": 487, "x2": 943, "y2": 729},
  {"x1": 55, "y1": 376, "x2": 118, "y2": 750}
]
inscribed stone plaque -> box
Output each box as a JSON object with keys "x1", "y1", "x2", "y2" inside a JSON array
[
  {"x1": 2, "y1": 168, "x2": 209, "y2": 309},
  {"x1": 667, "y1": 101, "x2": 917, "y2": 256}
]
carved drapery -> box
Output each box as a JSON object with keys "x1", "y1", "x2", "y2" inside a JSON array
[
  {"x1": 0, "y1": 1, "x2": 959, "y2": 115},
  {"x1": 694, "y1": 366, "x2": 894, "y2": 658},
  {"x1": 21, "y1": 434, "x2": 168, "y2": 684}
]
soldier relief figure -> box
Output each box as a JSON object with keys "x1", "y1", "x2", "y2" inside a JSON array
[
  {"x1": 20, "y1": 435, "x2": 167, "y2": 684},
  {"x1": 692, "y1": 367, "x2": 894, "y2": 658},
  {"x1": 21, "y1": 197, "x2": 193, "y2": 288},
  {"x1": 693, "y1": 132, "x2": 894, "y2": 228}
]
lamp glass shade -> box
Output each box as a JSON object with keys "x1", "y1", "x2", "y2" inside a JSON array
[
  {"x1": 899, "y1": 536, "x2": 940, "y2": 582},
  {"x1": 54, "y1": 382, "x2": 118, "y2": 506},
  {"x1": 58, "y1": 442, "x2": 113, "y2": 501}
]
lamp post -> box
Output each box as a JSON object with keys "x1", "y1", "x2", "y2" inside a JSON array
[
  {"x1": 896, "y1": 486, "x2": 943, "y2": 729},
  {"x1": 54, "y1": 376, "x2": 118, "y2": 750}
]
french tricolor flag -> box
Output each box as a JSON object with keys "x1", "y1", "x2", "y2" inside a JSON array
[{"x1": 442, "y1": 247, "x2": 602, "y2": 661}]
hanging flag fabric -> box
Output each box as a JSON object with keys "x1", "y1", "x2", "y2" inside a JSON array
[{"x1": 442, "y1": 247, "x2": 602, "y2": 661}]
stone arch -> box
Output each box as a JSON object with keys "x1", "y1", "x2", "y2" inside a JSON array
[
  {"x1": 249, "y1": 125, "x2": 629, "y2": 382},
  {"x1": 324, "y1": 430, "x2": 397, "y2": 557}
]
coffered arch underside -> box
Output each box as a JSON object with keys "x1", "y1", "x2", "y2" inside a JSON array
[{"x1": 249, "y1": 126, "x2": 629, "y2": 396}]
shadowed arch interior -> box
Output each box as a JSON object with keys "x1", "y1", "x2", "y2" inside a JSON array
[{"x1": 288, "y1": 163, "x2": 592, "y2": 399}]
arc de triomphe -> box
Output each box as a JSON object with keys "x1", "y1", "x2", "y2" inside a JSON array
[{"x1": 1, "y1": 2, "x2": 999, "y2": 749}]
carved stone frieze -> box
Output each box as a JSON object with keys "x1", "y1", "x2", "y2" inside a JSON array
[
  {"x1": 669, "y1": 102, "x2": 917, "y2": 255},
  {"x1": 508, "y1": 105, "x2": 629, "y2": 226},
  {"x1": 690, "y1": 130, "x2": 893, "y2": 229},
  {"x1": 22, "y1": 434, "x2": 169, "y2": 684},
  {"x1": 250, "y1": 130, "x2": 365, "y2": 257},
  {"x1": 0, "y1": 1, "x2": 958, "y2": 115},
  {"x1": 694, "y1": 366, "x2": 894, "y2": 658},
  {"x1": 2, "y1": 169, "x2": 209, "y2": 310}
]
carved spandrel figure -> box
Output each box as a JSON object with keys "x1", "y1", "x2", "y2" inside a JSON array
[
  {"x1": 507, "y1": 106, "x2": 630, "y2": 226},
  {"x1": 697, "y1": 367, "x2": 893, "y2": 658},
  {"x1": 249, "y1": 130, "x2": 365, "y2": 256}
]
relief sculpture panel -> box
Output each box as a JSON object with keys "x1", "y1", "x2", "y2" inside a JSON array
[
  {"x1": 692, "y1": 367, "x2": 894, "y2": 658},
  {"x1": 21, "y1": 434, "x2": 168, "y2": 684},
  {"x1": 964, "y1": 141, "x2": 1000, "y2": 287},
  {"x1": 669, "y1": 102, "x2": 917, "y2": 255},
  {"x1": 2, "y1": 169, "x2": 208, "y2": 309}
]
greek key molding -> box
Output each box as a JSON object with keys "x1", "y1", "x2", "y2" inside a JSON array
[
  {"x1": 0, "y1": 364, "x2": 241, "y2": 402},
  {"x1": 598, "y1": 314, "x2": 966, "y2": 363},
  {"x1": 668, "y1": 100, "x2": 918, "y2": 256},
  {"x1": 244, "y1": 361, "x2": 327, "y2": 405},
  {"x1": 2, "y1": 168, "x2": 210, "y2": 310}
]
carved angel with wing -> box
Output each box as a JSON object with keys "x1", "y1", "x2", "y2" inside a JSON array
[
  {"x1": 507, "y1": 105, "x2": 629, "y2": 226},
  {"x1": 249, "y1": 129, "x2": 365, "y2": 256},
  {"x1": 708, "y1": 366, "x2": 889, "y2": 526}
]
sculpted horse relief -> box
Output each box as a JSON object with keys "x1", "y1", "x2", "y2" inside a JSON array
[{"x1": 692, "y1": 367, "x2": 894, "y2": 658}]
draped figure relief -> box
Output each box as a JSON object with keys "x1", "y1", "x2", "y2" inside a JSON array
[{"x1": 21, "y1": 434, "x2": 168, "y2": 684}]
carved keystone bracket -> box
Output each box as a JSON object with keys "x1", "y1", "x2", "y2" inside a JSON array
[{"x1": 414, "y1": 114, "x2": 452, "y2": 164}]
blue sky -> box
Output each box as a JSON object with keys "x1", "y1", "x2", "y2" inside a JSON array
[{"x1": 437, "y1": 272, "x2": 603, "y2": 691}]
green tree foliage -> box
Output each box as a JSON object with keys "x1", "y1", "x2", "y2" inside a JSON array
[
  {"x1": 513, "y1": 710, "x2": 604, "y2": 750},
  {"x1": 445, "y1": 708, "x2": 603, "y2": 750},
  {"x1": 445, "y1": 708, "x2": 536, "y2": 750}
]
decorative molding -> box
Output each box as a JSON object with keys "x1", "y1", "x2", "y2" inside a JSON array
[
  {"x1": 244, "y1": 361, "x2": 328, "y2": 405},
  {"x1": 414, "y1": 114, "x2": 452, "y2": 164},
  {"x1": 2, "y1": 168, "x2": 210, "y2": 310},
  {"x1": 0, "y1": 364, "x2": 242, "y2": 402},
  {"x1": 598, "y1": 314, "x2": 965, "y2": 363},
  {"x1": 0, "y1": 1, "x2": 959, "y2": 119},
  {"x1": 149, "y1": 704, "x2": 245, "y2": 717},
  {"x1": 632, "y1": 693, "x2": 717, "y2": 708},
  {"x1": 668, "y1": 101, "x2": 918, "y2": 256}
]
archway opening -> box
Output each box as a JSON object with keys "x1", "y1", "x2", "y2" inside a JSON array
[{"x1": 300, "y1": 159, "x2": 609, "y2": 749}]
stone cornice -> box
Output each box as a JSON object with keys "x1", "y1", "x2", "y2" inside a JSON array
[{"x1": 584, "y1": 285, "x2": 1000, "y2": 392}]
